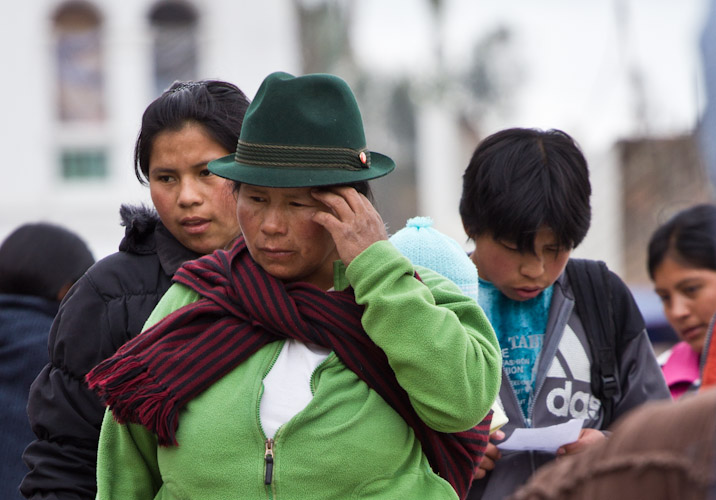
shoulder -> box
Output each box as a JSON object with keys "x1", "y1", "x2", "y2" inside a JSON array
[
  {"x1": 143, "y1": 283, "x2": 201, "y2": 330},
  {"x1": 118, "y1": 204, "x2": 160, "y2": 255},
  {"x1": 47, "y1": 247, "x2": 173, "y2": 376},
  {"x1": 562, "y1": 258, "x2": 631, "y2": 296},
  {"x1": 563, "y1": 258, "x2": 645, "y2": 340},
  {"x1": 83, "y1": 250, "x2": 167, "y2": 300},
  {"x1": 661, "y1": 342, "x2": 700, "y2": 376},
  {"x1": 603, "y1": 265, "x2": 647, "y2": 342},
  {"x1": 78, "y1": 204, "x2": 165, "y2": 299}
]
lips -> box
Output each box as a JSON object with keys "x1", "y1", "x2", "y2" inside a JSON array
[
  {"x1": 257, "y1": 246, "x2": 294, "y2": 260},
  {"x1": 680, "y1": 325, "x2": 705, "y2": 342},
  {"x1": 513, "y1": 287, "x2": 542, "y2": 300},
  {"x1": 180, "y1": 217, "x2": 210, "y2": 234}
]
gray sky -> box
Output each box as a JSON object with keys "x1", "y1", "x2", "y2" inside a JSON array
[{"x1": 352, "y1": 0, "x2": 707, "y2": 150}]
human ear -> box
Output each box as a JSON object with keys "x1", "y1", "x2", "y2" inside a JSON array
[{"x1": 56, "y1": 282, "x2": 74, "y2": 301}]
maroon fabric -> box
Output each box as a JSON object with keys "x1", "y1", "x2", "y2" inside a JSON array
[{"x1": 86, "y1": 236, "x2": 491, "y2": 499}]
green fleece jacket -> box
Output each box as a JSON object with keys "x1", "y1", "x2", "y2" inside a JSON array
[{"x1": 96, "y1": 241, "x2": 501, "y2": 500}]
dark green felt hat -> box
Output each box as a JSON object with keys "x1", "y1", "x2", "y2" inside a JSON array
[{"x1": 208, "y1": 71, "x2": 395, "y2": 187}]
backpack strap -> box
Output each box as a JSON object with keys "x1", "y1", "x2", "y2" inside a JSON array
[{"x1": 565, "y1": 258, "x2": 618, "y2": 427}]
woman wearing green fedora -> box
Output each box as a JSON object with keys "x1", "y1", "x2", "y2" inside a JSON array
[{"x1": 87, "y1": 72, "x2": 501, "y2": 500}]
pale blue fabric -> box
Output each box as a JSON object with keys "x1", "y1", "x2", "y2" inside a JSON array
[
  {"x1": 389, "y1": 217, "x2": 478, "y2": 301},
  {"x1": 478, "y1": 279, "x2": 553, "y2": 419}
]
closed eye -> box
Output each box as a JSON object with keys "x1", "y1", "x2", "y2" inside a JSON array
[{"x1": 289, "y1": 201, "x2": 313, "y2": 207}]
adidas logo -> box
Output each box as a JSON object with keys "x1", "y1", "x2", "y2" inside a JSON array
[
  {"x1": 543, "y1": 324, "x2": 601, "y2": 419},
  {"x1": 545, "y1": 380, "x2": 600, "y2": 419}
]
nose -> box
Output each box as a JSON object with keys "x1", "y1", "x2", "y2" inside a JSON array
[
  {"x1": 666, "y1": 294, "x2": 691, "y2": 323},
  {"x1": 178, "y1": 178, "x2": 203, "y2": 207},
  {"x1": 260, "y1": 206, "x2": 287, "y2": 235},
  {"x1": 520, "y1": 253, "x2": 545, "y2": 279}
]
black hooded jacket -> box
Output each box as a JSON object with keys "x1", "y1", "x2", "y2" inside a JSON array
[{"x1": 21, "y1": 205, "x2": 200, "y2": 500}]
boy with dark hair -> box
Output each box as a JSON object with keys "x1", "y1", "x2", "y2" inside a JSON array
[{"x1": 460, "y1": 128, "x2": 670, "y2": 500}]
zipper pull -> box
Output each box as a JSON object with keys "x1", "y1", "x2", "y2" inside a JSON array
[{"x1": 264, "y1": 438, "x2": 274, "y2": 485}]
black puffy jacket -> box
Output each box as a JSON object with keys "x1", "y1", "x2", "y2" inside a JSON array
[{"x1": 21, "y1": 205, "x2": 200, "y2": 500}]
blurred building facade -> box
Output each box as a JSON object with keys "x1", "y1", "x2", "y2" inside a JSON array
[
  {"x1": 0, "y1": 1, "x2": 711, "y2": 348},
  {"x1": 0, "y1": 0, "x2": 300, "y2": 258},
  {"x1": 619, "y1": 134, "x2": 712, "y2": 286},
  {"x1": 0, "y1": 0, "x2": 520, "y2": 260},
  {"x1": 614, "y1": 133, "x2": 712, "y2": 343}
]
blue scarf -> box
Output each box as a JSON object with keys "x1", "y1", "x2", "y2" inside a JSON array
[{"x1": 479, "y1": 279, "x2": 553, "y2": 420}]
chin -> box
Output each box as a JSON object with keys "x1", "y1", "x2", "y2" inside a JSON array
[
  {"x1": 689, "y1": 340, "x2": 706, "y2": 355},
  {"x1": 184, "y1": 240, "x2": 214, "y2": 256}
]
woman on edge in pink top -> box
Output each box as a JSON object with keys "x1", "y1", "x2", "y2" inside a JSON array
[{"x1": 648, "y1": 203, "x2": 716, "y2": 399}]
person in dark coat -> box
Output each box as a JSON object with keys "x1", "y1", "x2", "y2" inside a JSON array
[
  {"x1": 0, "y1": 222, "x2": 94, "y2": 500},
  {"x1": 20, "y1": 80, "x2": 250, "y2": 500}
]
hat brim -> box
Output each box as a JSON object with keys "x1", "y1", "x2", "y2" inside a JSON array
[{"x1": 208, "y1": 152, "x2": 395, "y2": 188}]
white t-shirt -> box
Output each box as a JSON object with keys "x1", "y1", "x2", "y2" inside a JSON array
[{"x1": 259, "y1": 339, "x2": 331, "y2": 438}]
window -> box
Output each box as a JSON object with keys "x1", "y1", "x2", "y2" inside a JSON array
[
  {"x1": 149, "y1": 1, "x2": 198, "y2": 96},
  {"x1": 60, "y1": 149, "x2": 108, "y2": 179},
  {"x1": 53, "y1": 1, "x2": 104, "y2": 122}
]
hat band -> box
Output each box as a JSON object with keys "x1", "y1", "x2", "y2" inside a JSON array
[{"x1": 235, "y1": 140, "x2": 371, "y2": 171}]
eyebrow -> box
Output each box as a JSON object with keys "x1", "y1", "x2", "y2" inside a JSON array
[
  {"x1": 675, "y1": 277, "x2": 703, "y2": 288},
  {"x1": 655, "y1": 277, "x2": 703, "y2": 294},
  {"x1": 149, "y1": 161, "x2": 212, "y2": 175},
  {"x1": 243, "y1": 186, "x2": 313, "y2": 201}
]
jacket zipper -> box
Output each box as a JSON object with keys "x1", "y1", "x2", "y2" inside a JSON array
[
  {"x1": 258, "y1": 344, "x2": 282, "y2": 497},
  {"x1": 503, "y1": 368, "x2": 529, "y2": 428},
  {"x1": 258, "y1": 343, "x2": 332, "y2": 493},
  {"x1": 527, "y1": 369, "x2": 549, "y2": 429},
  {"x1": 527, "y1": 302, "x2": 570, "y2": 425},
  {"x1": 264, "y1": 438, "x2": 275, "y2": 484}
]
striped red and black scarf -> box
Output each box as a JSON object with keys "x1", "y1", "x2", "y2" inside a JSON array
[{"x1": 86, "y1": 236, "x2": 490, "y2": 499}]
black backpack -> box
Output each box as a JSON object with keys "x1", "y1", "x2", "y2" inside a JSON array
[{"x1": 565, "y1": 258, "x2": 619, "y2": 427}]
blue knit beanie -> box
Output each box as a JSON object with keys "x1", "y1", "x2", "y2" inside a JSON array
[{"x1": 389, "y1": 216, "x2": 478, "y2": 301}]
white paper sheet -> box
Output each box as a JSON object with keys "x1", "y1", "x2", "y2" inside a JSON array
[{"x1": 496, "y1": 419, "x2": 585, "y2": 453}]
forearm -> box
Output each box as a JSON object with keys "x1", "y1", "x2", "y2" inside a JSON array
[{"x1": 347, "y1": 241, "x2": 501, "y2": 432}]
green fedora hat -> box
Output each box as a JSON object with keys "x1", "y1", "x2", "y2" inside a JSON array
[{"x1": 209, "y1": 71, "x2": 395, "y2": 187}]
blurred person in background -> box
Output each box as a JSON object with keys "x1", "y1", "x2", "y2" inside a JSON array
[
  {"x1": 648, "y1": 203, "x2": 716, "y2": 399},
  {"x1": 0, "y1": 222, "x2": 94, "y2": 500},
  {"x1": 21, "y1": 80, "x2": 250, "y2": 500}
]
